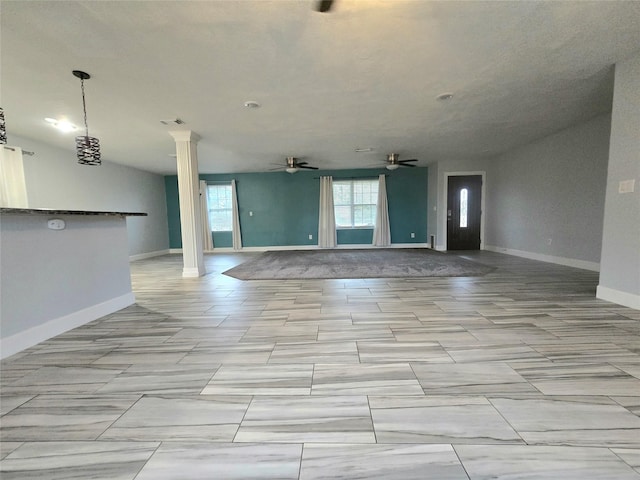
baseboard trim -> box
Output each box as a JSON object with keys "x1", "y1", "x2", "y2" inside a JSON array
[
  {"x1": 210, "y1": 245, "x2": 318, "y2": 253},
  {"x1": 596, "y1": 285, "x2": 640, "y2": 310},
  {"x1": 129, "y1": 249, "x2": 170, "y2": 262},
  {"x1": 182, "y1": 267, "x2": 206, "y2": 277},
  {"x1": 0, "y1": 292, "x2": 136, "y2": 359},
  {"x1": 484, "y1": 245, "x2": 600, "y2": 272},
  {"x1": 172, "y1": 243, "x2": 430, "y2": 253}
]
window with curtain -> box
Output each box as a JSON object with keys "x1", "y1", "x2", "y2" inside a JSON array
[
  {"x1": 207, "y1": 184, "x2": 232, "y2": 231},
  {"x1": 333, "y1": 179, "x2": 379, "y2": 228}
]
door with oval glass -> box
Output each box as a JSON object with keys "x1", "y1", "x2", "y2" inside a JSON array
[{"x1": 447, "y1": 175, "x2": 482, "y2": 250}]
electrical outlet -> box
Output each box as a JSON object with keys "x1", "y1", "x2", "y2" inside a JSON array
[
  {"x1": 410, "y1": 232, "x2": 415, "y2": 238},
  {"x1": 547, "y1": 238, "x2": 552, "y2": 245},
  {"x1": 309, "y1": 234, "x2": 313, "y2": 240}
]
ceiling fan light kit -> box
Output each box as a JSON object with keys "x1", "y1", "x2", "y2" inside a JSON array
[
  {"x1": 269, "y1": 156, "x2": 318, "y2": 173},
  {"x1": 385, "y1": 153, "x2": 418, "y2": 170}
]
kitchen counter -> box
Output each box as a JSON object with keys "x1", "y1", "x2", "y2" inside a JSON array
[
  {"x1": 1, "y1": 208, "x2": 147, "y2": 358},
  {"x1": 1, "y1": 207, "x2": 147, "y2": 217}
]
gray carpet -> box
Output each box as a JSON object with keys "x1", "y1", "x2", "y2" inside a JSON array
[{"x1": 223, "y1": 248, "x2": 495, "y2": 280}]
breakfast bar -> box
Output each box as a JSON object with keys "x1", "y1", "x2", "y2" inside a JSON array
[{"x1": 0, "y1": 208, "x2": 147, "y2": 358}]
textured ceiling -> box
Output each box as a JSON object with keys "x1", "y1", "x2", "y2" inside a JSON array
[{"x1": 2, "y1": 0, "x2": 640, "y2": 174}]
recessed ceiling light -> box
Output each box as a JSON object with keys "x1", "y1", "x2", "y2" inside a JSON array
[
  {"x1": 45, "y1": 117, "x2": 77, "y2": 132},
  {"x1": 436, "y1": 93, "x2": 454, "y2": 101},
  {"x1": 244, "y1": 101, "x2": 261, "y2": 109},
  {"x1": 355, "y1": 147, "x2": 374, "y2": 153}
]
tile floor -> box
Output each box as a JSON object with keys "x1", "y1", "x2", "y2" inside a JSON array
[{"x1": 1, "y1": 251, "x2": 639, "y2": 479}]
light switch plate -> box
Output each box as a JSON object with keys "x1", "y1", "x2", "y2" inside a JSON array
[{"x1": 619, "y1": 179, "x2": 635, "y2": 194}]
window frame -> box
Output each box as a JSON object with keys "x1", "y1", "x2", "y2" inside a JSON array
[
  {"x1": 206, "y1": 183, "x2": 233, "y2": 232},
  {"x1": 332, "y1": 178, "x2": 379, "y2": 229}
]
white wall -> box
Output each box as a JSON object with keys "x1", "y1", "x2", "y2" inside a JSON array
[
  {"x1": 12, "y1": 134, "x2": 169, "y2": 257},
  {"x1": 598, "y1": 50, "x2": 640, "y2": 309},
  {"x1": 484, "y1": 114, "x2": 611, "y2": 269}
]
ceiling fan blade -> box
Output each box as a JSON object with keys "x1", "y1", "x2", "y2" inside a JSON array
[
  {"x1": 398, "y1": 159, "x2": 418, "y2": 163},
  {"x1": 400, "y1": 162, "x2": 416, "y2": 167},
  {"x1": 299, "y1": 165, "x2": 319, "y2": 170},
  {"x1": 296, "y1": 161, "x2": 308, "y2": 166},
  {"x1": 315, "y1": 0, "x2": 334, "y2": 12},
  {"x1": 268, "y1": 166, "x2": 284, "y2": 171}
]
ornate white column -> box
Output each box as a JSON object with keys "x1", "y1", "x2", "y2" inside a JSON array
[{"x1": 169, "y1": 130, "x2": 205, "y2": 277}]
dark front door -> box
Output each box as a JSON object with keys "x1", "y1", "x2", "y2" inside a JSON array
[{"x1": 447, "y1": 175, "x2": 482, "y2": 250}]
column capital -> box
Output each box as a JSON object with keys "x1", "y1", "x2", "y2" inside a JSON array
[{"x1": 169, "y1": 130, "x2": 200, "y2": 143}]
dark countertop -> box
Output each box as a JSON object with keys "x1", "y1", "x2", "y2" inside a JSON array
[{"x1": 0, "y1": 207, "x2": 147, "y2": 217}]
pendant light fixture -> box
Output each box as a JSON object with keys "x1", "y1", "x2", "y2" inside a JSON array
[
  {"x1": 73, "y1": 70, "x2": 101, "y2": 165},
  {"x1": 0, "y1": 107, "x2": 6, "y2": 144}
]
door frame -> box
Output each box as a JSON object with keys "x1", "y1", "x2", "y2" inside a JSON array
[{"x1": 439, "y1": 171, "x2": 486, "y2": 251}]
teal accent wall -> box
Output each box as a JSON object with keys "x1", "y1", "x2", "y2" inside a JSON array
[
  {"x1": 212, "y1": 231, "x2": 232, "y2": 248},
  {"x1": 337, "y1": 228, "x2": 373, "y2": 244},
  {"x1": 165, "y1": 175, "x2": 182, "y2": 248},
  {"x1": 165, "y1": 167, "x2": 428, "y2": 248}
]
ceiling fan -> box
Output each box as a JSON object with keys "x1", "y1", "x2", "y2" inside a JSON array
[
  {"x1": 385, "y1": 153, "x2": 418, "y2": 170},
  {"x1": 314, "y1": 0, "x2": 335, "y2": 13},
  {"x1": 270, "y1": 156, "x2": 319, "y2": 174}
]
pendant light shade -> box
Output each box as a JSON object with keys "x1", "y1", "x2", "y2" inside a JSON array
[
  {"x1": 73, "y1": 70, "x2": 101, "y2": 166},
  {"x1": 76, "y1": 135, "x2": 101, "y2": 165},
  {"x1": 0, "y1": 107, "x2": 6, "y2": 144}
]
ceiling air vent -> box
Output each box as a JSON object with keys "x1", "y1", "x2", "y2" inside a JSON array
[{"x1": 160, "y1": 118, "x2": 185, "y2": 125}]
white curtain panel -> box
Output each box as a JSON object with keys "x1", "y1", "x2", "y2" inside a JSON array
[
  {"x1": 0, "y1": 146, "x2": 28, "y2": 208},
  {"x1": 231, "y1": 179, "x2": 243, "y2": 250},
  {"x1": 372, "y1": 174, "x2": 391, "y2": 247},
  {"x1": 199, "y1": 180, "x2": 214, "y2": 251},
  {"x1": 318, "y1": 175, "x2": 337, "y2": 248}
]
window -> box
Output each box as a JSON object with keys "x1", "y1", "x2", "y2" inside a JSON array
[
  {"x1": 333, "y1": 179, "x2": 378, "y2": 228},
  {"x1": 460, "y1": 188, "x2": 468, "y2": 228},
  {"x1": 207, "y1": 184, "x2": 232, "y2": 231}
]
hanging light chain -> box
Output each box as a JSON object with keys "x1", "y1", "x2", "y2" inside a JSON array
[{"x1": 80, "y1": 77, "x2": 89, "y2": 137}]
